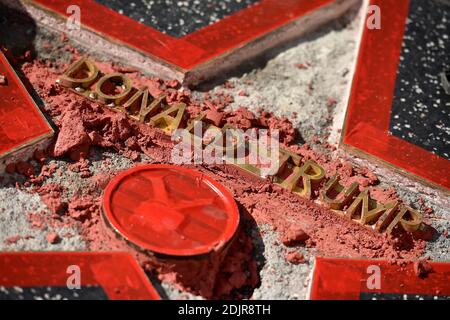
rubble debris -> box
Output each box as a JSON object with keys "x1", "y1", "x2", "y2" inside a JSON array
[
  {"x1": 16, "y1": 55, "x2": 429, "y2": 300},
  {"x1": 45, "y1": 232, "x2": 60, "y2": 244},
  {"x1": 294, "y1": 62, "x2": 310, "y2": 69},
  {"x1": 38, "y1": 184, "x2": 66, "y2": 215},
  {"x1": 286, "y1": 251, "x2": 306, "y2": 264},
  {"x1": 281, "y1": 225, "x2": 309, "y2": 247},
  {"x1": 4, "y1": 235, "x2": 22, "y2": 245},
  {"x1": 16, "y1": 161, "x2": 35, "y2": 177}
]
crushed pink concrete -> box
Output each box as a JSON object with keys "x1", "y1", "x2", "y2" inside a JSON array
[
  {"x1": 37, "y1": 184, "x2": 65, "y2": 215},
  {"x1": 28, "y1": 211, "x2": 46, "y2": 230},
  {"x1": 45, "y1": 232, "x2": 60, "y2": 244},
  {"x1": 15, "y1": 161, "x2": 35, "y2": 177},
  {"x1": 9, "y1": 53, "x2": 430, "y2": 299},
  {"x1": 281, "y1": 225, "x2": 310, "y2": 247},
  {"x1": 3, "y1": 235, "x2": 22, "y2": 245},
  {"x1": 286, "y1": 251, "x2": 306, "y2": 265}
]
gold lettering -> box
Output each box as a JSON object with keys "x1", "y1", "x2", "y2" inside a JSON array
[
  {"x1": 59, "y1": 56, "x2": 99, "y2": 89},
  {"x1": 123, "y1": 88, "x2": 165, "y2": 122},
  {"x1": 58, "y1": 58, "x2": 425, "y2": 235},
  {"x1": 224, "y1": 128, "x2": 261, "y2": 177},
  {"x1": 95, "y1": 73, "x2": 132, "y2": 105},
  {"x1": 278, "y1": 148, "x2": 302, "y2": 175},
  {"x1": 346, "y1": 190, "x2": 399, "y2": 228},
  {"x1": 321, "y1": 174, "x2": 359, "y2": 210},
  {"x1": 150, "y1": 103, "x2": 186, "y2": 135},
  {"x1": 278, "y1": 160, "x2": 325, "y2": 199},
  {"x1": 185, "y1": 113, "x2": 207, "y2": 134},
  {"x1": 385, "y1": 206, "x2": 422, "y2": 234}
]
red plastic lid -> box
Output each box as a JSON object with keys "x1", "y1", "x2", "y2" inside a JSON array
[{"x1": 102, "y1": 164, "x2": 240, "y2": 257}]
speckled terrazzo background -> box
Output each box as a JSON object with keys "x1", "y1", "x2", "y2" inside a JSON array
[
  {"x1": 390, "y1": 0, "x2": 450, "y2": 160},
  {"x1": 95, "y1": 0, "x2": 261, "y2": 38},
  {"x1": 359, "y1": 292, "x2": 450, "y2": 300},
  {"x1": 0, "y1": 285, "x2": 109, "y2": 300}
]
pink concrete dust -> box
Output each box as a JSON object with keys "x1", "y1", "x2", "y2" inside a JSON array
[{"x1": 15, "y1": 53, "x2": 429, "y2": 299}]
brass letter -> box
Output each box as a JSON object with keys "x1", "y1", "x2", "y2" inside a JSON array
[
  {"x1": 150, "y1": 103, "x2": 186, "y2": 135},
  {"x1": 59, "y1": 56, "x2": 99, "y2": 89},
  {"x1": 95, "y1": 73, "x2": 132, "y2": 105},
  {"x1": 278, "y1": 160, "x2": 325, "y2": 199},
  {"x1": 321, "y1": 174, "x2": 359, "y2": 210},
  {"x1": 123, "y1": 88, "x2": 165, "y2": 122},
  {"x1": 385, "y1": 206, "x2": 422, "y2": 234},
  {"x1": 346, "y1": 190, "x2": 399, "y2": 228}
]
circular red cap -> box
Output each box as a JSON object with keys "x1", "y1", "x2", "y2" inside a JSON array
[{"x1": 102, "y1": 164, "x2": 240, "y2": 257}]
